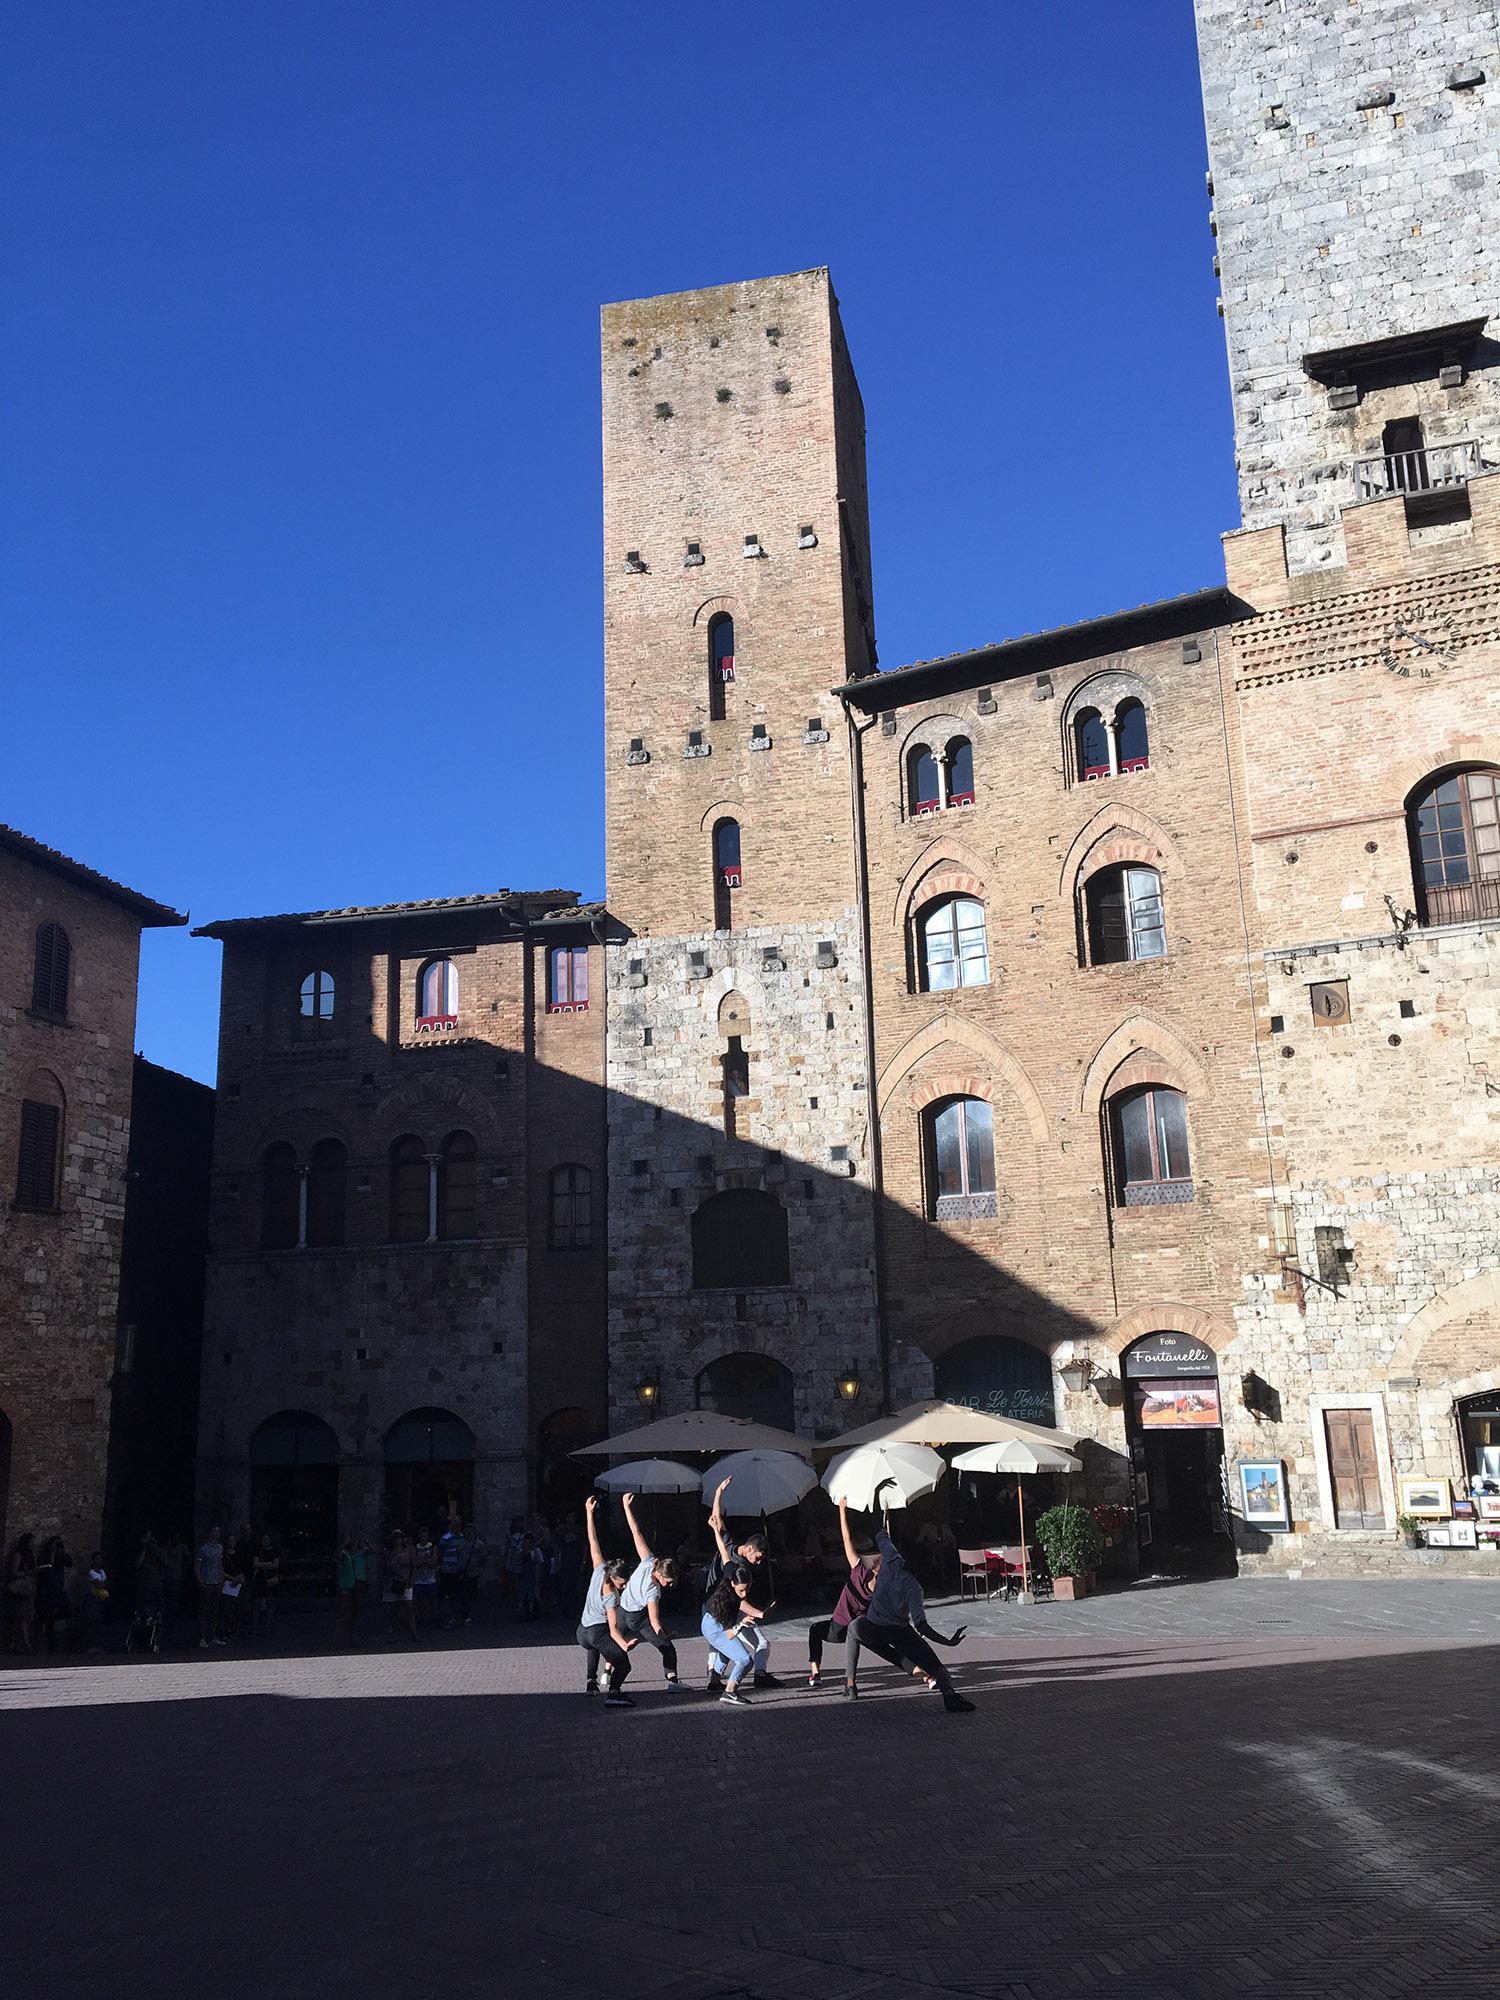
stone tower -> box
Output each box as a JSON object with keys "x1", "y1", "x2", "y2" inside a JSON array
[
  {"x1": 1196, "y1": 0, "x2": 1500, "y2": 572},
  {"x1": 599, "y1": 270, "x2": 889, "y2": 1439}
]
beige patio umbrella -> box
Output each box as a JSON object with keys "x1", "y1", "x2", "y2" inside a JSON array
[
  {"x1": 952, "y1": 1438, "x2": 1082, "y2": 1597},
  {"x1": 822, "y1": 1442, "x2": 946, "y2": 1512},
  {"x1": 570, "y1": 1409, "x2": 813, "y2": 1459},
  {"x1": 819, "y1": 1399, "x2": 1081, "y2": 1453}
]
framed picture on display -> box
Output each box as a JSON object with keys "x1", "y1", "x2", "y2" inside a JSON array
[
  {"x1": 1448, "y1": 1521, "x2": 1479, "y2": 1548},
  {"x1": 1477, "y1": 1497, "x2": 1500, "y2": 1522},
  {"x1": 1239, "y1": 1460, "x2": 1290, "y2": 1531},
  {"x1": 1399, "y1": 1476, "x2": 1452, "y2": 1520}
]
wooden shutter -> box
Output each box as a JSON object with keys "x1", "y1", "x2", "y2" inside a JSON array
[
  {"x1": 16, "y1": 1099, "x2": 60, "y2": 1208},
  {"x1": 1325, "y1": 1409, "x2": 1387, "y2": 1529}
]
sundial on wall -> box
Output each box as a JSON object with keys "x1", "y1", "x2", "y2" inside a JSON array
[{"x1": 1381, "y1": 614, "x2": 1459, "y2": 679}]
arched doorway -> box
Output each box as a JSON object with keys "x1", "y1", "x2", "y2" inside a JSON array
[
  {"x1": 695, "y1": 1352, "x2": 795, "y2": 1431},
  {"x1": 935, "y1": 1335, "x2": 1055, "y2": 1426},
  {"x1": 249, "y1": 1412, "x2": 340, "y2": 1587},
  {"x1": 537, "y1": 1407, "x2": 599, "y2": 1519},
  {"x1": 384, "y1": 1408, "x2": 475, "y2": 1536},
  {"x1": 1121, "y1": 1331, "x2": 1233, "y2": 1574}
]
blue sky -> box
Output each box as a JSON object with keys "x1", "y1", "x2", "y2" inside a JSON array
[{"x1": 2, "y1": 1, "x2": 1236, "y2": 1084}]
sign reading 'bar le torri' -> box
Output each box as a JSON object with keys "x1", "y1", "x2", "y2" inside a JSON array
[{"x1": 1122, "y1": 1332, "x2": 1218, "y2": 1379}]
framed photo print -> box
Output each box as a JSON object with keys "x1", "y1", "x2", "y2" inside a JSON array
[
  {"x1": 1239, "y1": 1460, "x2": 1290, "y2": 1531},
  {"x1": 1448, "y1": 1521, "x2": 1478, "y2": 1549},
  {"x1": 1399, "y1": 1476, "x2": 1451, "y2": 1520},
  {"x1": 1478, "y1": 1496, "x2": 1500, "y2": 1522}
]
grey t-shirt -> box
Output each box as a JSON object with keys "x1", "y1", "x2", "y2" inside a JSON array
[
  {"x1": 620, "y1": 1556, "x2": 660, "y2": 1614},
  {"x1": 581, "y1": 1561, "x2": 620, "y2": 1628}
]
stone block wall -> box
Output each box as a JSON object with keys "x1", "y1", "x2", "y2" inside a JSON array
[{"x1": 1196, "y1": 0, "x2": 1500, "y2": 569}]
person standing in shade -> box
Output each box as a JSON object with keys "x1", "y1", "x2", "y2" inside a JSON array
[
  {"x1": 576, "y1": 1494, "x2": 636, "y2": 1707},
  {"x1": 412, "y1": 1527, "x2": 439, "y2": 1631},
  {"x1": 36, "y1": 1537, "x2": 75, "y2": 1653},
  {"x1": 196, "y1": 1527, "x2": 225, "y2": 1649},
  {"x1": 703, "y1": 1478, "x2": 780, "y2": 1693},
  {"x1": 617, "y1": 1492, "x2": 683, "y2": 1687},
  {"x1": 436, "y1": 1521, "x2": 464, "y2": 1627},
  {"x1": 82, "y1": 1552, "x2": 109, "y2": 1652},
  {"x1": 384, "y1": 1530, "x2": 417, "y2": 1638},
  {"x1": 334, "y1": 1539, "x2": 359, "y2": 1647},
  {"x1": 459, "y1": 1522, "x2": 486, "y2": 1626},
  {"x1": 252, "y1": 1533, "x2": 280, "y2": 1640},
  {"x1": 849, "y1": 1518, "x2": 974, "y2": 1714}
]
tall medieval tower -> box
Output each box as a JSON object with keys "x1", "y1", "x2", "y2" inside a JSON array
[
  {"x1": 1195, "y1": 2, "x2": 1500, "y2": 1564},
  {"x1": 598, "y1": 270, "x2": 890, "y2": 1439}
]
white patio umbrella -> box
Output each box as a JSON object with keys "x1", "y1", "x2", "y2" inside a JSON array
[
  {"x1": 952, "y1": 1439, "x2": 1082, "y2": 1596},
  {"x1": 822, "y1": 1442, "x2": 946, "y2": 1512},
  {"x1": 592, "y1": 1458, "x2": 702, "y2": 1496},
  {"x1": 701, "y1": 1450, "x2": 817, "y2": 1517}
]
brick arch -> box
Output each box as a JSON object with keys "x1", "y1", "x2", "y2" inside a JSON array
[
  {"x1": 876, "y1": 1018, "x2": 1049, "y2": 1143},
  {"x1": 1392, "y1": 736, "x2": 1500, "y2": 811},
  {"x1": 1101, "y1": 1302, "x2": 1238, "y2": 1361},
  {"x1": 249, "y1": 1107, "x2": 358, "y2": 1157},
  {"x1": 890, "y1": 840, "x2": 990, "y2": 928},
  {"x1": 692, "y1": 593, "x2": 739, "y2": 627},
  {"x1": 897, "y1": 712, "x2": 969, "y2": 761},
  {"x1": 908, "y1": 1071, "x2": 995, "y2": 1112},
  {"x1": 1078, "y1": 1015, "x2": 1208, "y2": 1120},
  {"x1": 240, "y1": 1403, "x2": 352, "y2": 1459},
  {"x1": 1057, "y1": 804, "x2": 1183, "y2": 899},
  {"x1": 1388, "y1": 1267, "x2": 1500, "y2": 1377},
  {"x1": 371, "y1": 1080, "x2": 502, "y2": 1147},
  {"x1": 699, "y1": 798, "x2": 747, "y2": 834}
]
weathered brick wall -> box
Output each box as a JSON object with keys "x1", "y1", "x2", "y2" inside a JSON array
[
  {"x1": 197, "y1": 912, "x2": 606, "y2": 1543},
  {"x1": 1197, "y1": 0, "x2": 1500, "y2": 570},
  {"x1": 0, "y1": 853, "x2": 146, "y2": 1556}
]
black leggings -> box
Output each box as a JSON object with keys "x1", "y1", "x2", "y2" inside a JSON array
[
  {"x1": 807, "y1": 1618, "x2": 863, "y2": 1673},
  {"x1": 576, "y1": 1621, "x2": 632, "y2": 1688},
  {"x1": 848, "y1": 1616, "x2": 952, "y2": 1693},
  {"x1": 620, "y1": 1609, "x2": 678, "y2": 1676}
]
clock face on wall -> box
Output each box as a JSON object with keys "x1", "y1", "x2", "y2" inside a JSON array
[{"x1": 1381, "y1": 615, "x2": 1459, "y2": 678}]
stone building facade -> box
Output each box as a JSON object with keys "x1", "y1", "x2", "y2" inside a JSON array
[
  {"x1": 0, "y1": 823, "x2": 184, "y2": 1560},
  {"x1": 192, "y1": 891, "x2": 607, "y2": 1566}
]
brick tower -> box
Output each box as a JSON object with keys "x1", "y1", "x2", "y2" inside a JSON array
[
  {"x1": 599, "y1": 270, "x2": 888, "y2": 1439},
  {"x1": 1196, "y1": 0, "x2": 1500, "y2": 573}
]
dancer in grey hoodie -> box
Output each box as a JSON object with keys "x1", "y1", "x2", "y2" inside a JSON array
[{"x1": 848, "y1": 1526, "x2": 975, "y2": 1714}]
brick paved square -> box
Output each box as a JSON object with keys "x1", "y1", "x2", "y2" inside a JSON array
[{"x1": 3, "y1": 1588, "x2": 1499, "y2": 1998}]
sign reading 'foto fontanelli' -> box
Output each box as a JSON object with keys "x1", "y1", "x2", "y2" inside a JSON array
[{"x1": 1122, "y1": 1332, "x2": 1218, "y2": 1379}]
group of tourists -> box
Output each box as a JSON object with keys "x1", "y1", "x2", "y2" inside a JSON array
[
  {"x1": 576, "y1": 1476, "x2": 975, "y2": 1712},
  {"x1": 192, "y1": 1526, "x2": 282, "y2": 1647},
  {"x1": 5, "y1": 1530, "x2": 167, "y2": 1655}
]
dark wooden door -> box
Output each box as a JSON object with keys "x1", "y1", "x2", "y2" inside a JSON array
[{"x1": 1325, "y1": 1409, "x2": 1386, "y2": 1528}]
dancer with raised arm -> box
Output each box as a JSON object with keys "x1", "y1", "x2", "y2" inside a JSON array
[
  {"x1": 700, "y1": 1565, "x2": 764, "y2": 1708},
  {"x1": 805, "y1": 1496, "x2": 936, "y2": 1696},
  {"x1": 576, "y1": 1494, "x2": 637, "y2": 1708},
  {"x1": 618, "y1": 1492, "x2": 683, "y2": 1687},
  {"x1": 702, "y1": 1476, "x2": 781, "y2": 1693},
  {"x1": 849, "y1": 1513, "x2": 975, "y2": 1715}
]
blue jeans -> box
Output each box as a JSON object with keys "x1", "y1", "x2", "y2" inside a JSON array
[{"x1": 700, "y1": 1613, "x2": 756, "y2": 1686}]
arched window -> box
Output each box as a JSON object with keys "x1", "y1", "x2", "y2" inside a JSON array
[
  {"x1": 927, "y1": 1096, "x2": 996, "y2": 1219},
  {"x1": 305, "y1": 1138, "x2": 347, "y2": 1248},
  {"x1": 548, "y1": 945, "x2": 589, "y2": 1012},
  {"x1": 385, "y1": 1407, "x2": 475, "y2": 1535},
  {"x1": 1084, "y1": 865, "x2": 1165, "y2": 965},
  {"x1": 260, "y1": 1141, "x2": 300, "y2": 1250},
  {"x1": 946, "y1": 736, "x2": 975, "y2": 807},
  {"x1": 31, "y1": 924, "x2": 70, "y2": 1018},
  {"x1": 1408, "y1": 766, "x2": 1500, "y2": 926},
  {"x1": 708, "y1": 613, "x2": 736, "y2": 721},
  {"x1": 695, "y1": 1352, "x2": 796, "y2": 1430},
  {"x1": 713, "y1": 818, "x2": 742, "y2": 931},
  {"x1": 548, "y1": 1164, "x2": 592, "y2": 1249},
  {"x1": 249, "y1": 1412, "x2": 339, "y2": 1567},
  {"x1": 298, "y1": 970, "x2": 336, "y2": 1030},
  {"x1": 691, "y1": 1188, "x2": 791, "y2": 1289},
  {"x1": 418, "y1": 959, "x2": 459, "y2": 1026},
  {"x1": 1110, "y1": 1085, "x2": 1192, "y2": 1205},
  {"x1": 1115, "y1": 699, "x2": 1150, "y2": 772},
  {"x1": 15, "y1": 1072, "x2": 64, "y2": 1212},
  {"x1": 1075, "y1": 709, "x2": 1111, "y2": 781},
  {"x1": 918, "y1": 896, "x2": 989, "y2": 991},
  {"x1": 907, "y1": 744, "x2": 941, "y2": 815},
  {"x1": 936, "y1": 1334, "x2": 1055, "y2": 1427},
  {"x1": 437, "y1": 1130, "x2": 478, "y2": 1241},
  {"x1": 389, "y1": 1134, "x2": 430, "y2": 1243}
]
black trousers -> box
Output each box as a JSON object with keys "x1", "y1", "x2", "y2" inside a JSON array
[
  {"x1": 576, "y1": 1620, "x2": 631, "y2": 1688},
  {"x1": 848, "y1": 1616, "x2": 952, "y2": 1693},
  {"x1": 807, "y1": 1617, "x2": 863, "y2": 1673},
  {"x1": 619, "y1": 1608, "x2": 678, "y2": 1674}
]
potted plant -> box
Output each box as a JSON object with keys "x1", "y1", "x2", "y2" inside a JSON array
[
  {"x1": 1036, "y1": 1502, "x2": 1106, "y2": 1599},
  {"x1": 1091, "y1": 1502, "x2": 1130, "y2": 1547},
  {"x1": 1396, "y1": 1514, "x2": 1424, "y2": 1550}
]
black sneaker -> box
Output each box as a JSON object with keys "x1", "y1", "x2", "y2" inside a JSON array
[
  {"x1": 705, "y1": 1671, "x2": 724, "y2": 1697},
  {"x1": 843, "y1": 1683, "x2": 859, "y2": 1699},
  {"x1": 584, "y1": 1680, "x2": 598, "y2": 1696},
  {"x1": 719, "y1": 1689, "x2": 752, "y2": 1707},
  {"x1": 753, "y1": 1672, "x2": 784, "y2": 1688},
  {"x1": 604, "y1": 1692, "x2": 635, "y2": 1708},
  {"x1": 943, "y1": 1692, "x2": 976, "y2": 1714}
]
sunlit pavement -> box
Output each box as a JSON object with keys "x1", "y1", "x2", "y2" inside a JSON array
[{"x1": 4, "y1": 1583, "x2": 1499, "y2": 1998}]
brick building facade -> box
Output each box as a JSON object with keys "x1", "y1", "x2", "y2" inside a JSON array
[
  {"x1": 192, "y1": 892, "x2": 607, "y2": 1567},
  {"x1": 0, "y1": 824, "x2": 184, "y2": 1561}
]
